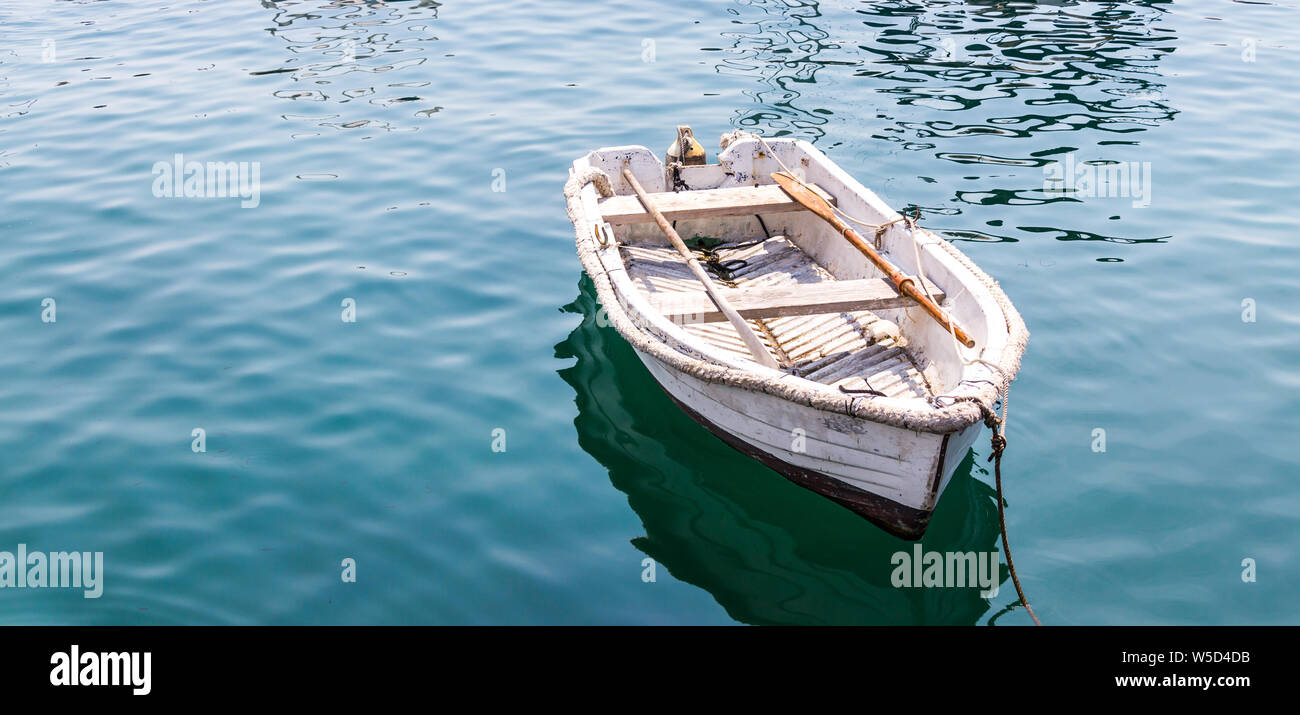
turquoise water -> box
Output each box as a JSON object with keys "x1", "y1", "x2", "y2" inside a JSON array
[{"x1": 0, "y1": 0, "x2": 1296, "y2": 625}]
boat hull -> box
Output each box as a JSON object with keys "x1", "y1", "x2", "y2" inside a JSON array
[{"x1": 636, "y1": 348, "x2": 981, "y2": 539}]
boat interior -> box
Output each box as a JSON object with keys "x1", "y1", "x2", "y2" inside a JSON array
[
  {"x1": 618, "y1": 236, "x2": 936, "y2": 401},
  {"x1": 575, "y1": 137, "x2": 1006, "y2": 404}
]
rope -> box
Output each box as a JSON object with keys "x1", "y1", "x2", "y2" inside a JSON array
[
  {"x1": 696, "y1": 247, "x2": 748, "y2": 281},
  {"x1": 686, "y1": 235, "x2": 768, "y2": 282},
  {"x1": 949, "y1": 391, "x2": 1041, "y2": 626},
  {"x1": 668, "y1": 161, "x2": 690, "y2": 192},
  {"x1": 751, "y1": 133, "x2": 914, "y2": 236}
]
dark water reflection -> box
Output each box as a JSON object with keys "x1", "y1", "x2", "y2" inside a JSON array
[
  {"x1": 556, "y1": 279, "x2": 1012, "y2": 625},
  {"x1": 717, "y1": 0, "x2": 839, "y2": 141},
  {"x1": 725, "y1": 0, "x2": 1176, "y2": 138},
  {"x1": 718, "y1": 0, "x2": 1178, "y2": 244},
  {"x1": 255, "y1": 0, "x2": 445, "y2": 136}
]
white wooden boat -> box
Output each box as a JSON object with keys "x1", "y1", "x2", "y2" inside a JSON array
[{"x1": 563, "y1": 129, "x2": 1028, "y2": 539}]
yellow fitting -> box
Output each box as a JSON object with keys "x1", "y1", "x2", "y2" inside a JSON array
[{"x1": 667, "y1": 125, "x2": 706, "y2": 166}]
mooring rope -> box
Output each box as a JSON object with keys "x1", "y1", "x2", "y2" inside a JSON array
[{"x1": 951, "y1": 391, "x2": 1041, "y2": 626}]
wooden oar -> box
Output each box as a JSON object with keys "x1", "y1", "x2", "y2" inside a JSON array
[
  {"x1": 622, "y1": 169, "x2": 780, "y2": 369},
  {"x1": 771, "y1": 171, "x2": 976, "y2": 348}
]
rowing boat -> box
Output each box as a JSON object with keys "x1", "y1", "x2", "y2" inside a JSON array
[{"x1": 563, "y1": 128, "x2": 1028, "y2": 539}]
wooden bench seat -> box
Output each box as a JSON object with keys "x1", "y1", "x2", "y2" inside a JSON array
[
  {"x1": 598, "y1": 184, "x2": 836, "y2": 225},
  {"x1": 649, "y1": 277, "x2": 945, "y2": 325}
]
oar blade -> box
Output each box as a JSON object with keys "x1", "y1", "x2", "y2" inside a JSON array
[{"x1": 771, "y1": 171, "x2": 835, "y2": 221}]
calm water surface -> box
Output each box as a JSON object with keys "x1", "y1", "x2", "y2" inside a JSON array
[{"x1": 0, "y1": 0, "x2": 1296, "y2": 624}]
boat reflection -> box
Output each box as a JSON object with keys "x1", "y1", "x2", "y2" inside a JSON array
[{"x1": 556, "y1": 277, "x2": 1013, "y2": 624}]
